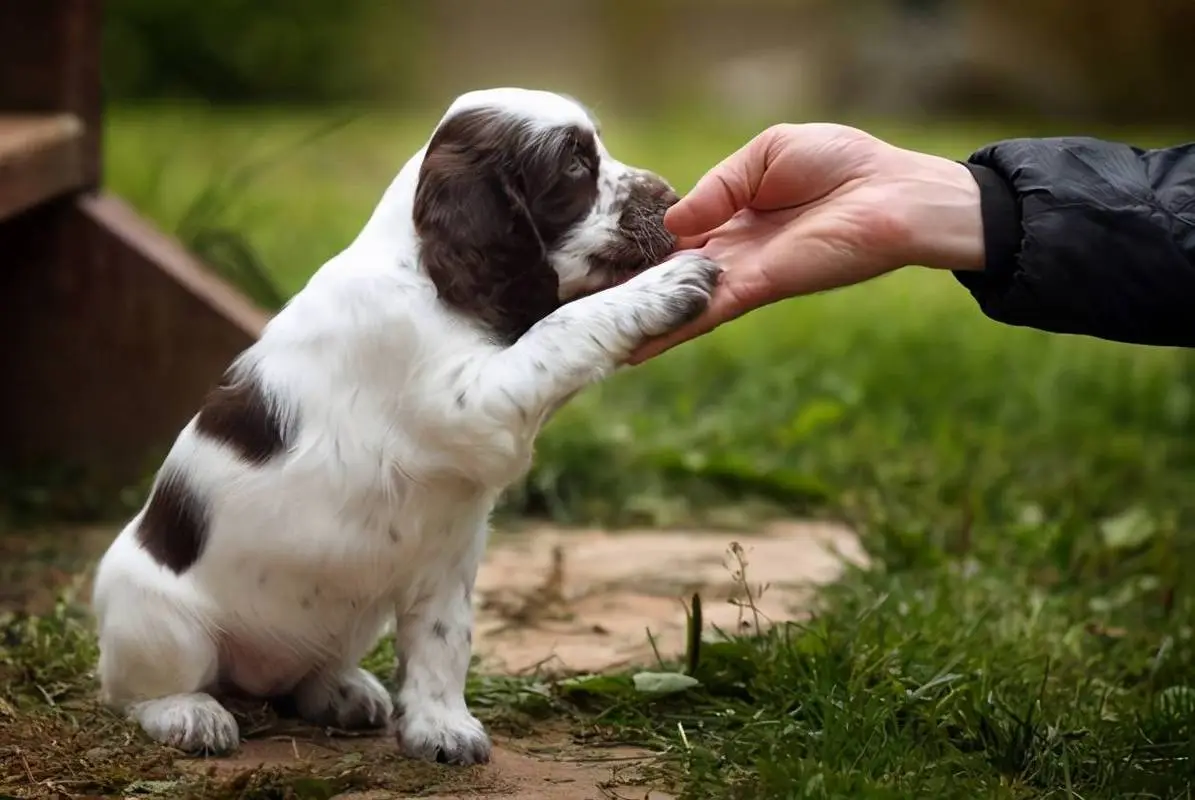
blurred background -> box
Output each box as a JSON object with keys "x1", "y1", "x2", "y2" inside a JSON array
[{"x1": 104, "y1": 0, "x2": 1194, "y2": 124}]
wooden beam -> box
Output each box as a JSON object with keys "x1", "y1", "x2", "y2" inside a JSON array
[
  {"x1": 0, "y1": 113, "x2": 86, "y2": 223},
  {"x1": 0, "y1": 193, "x2": 271, "y2": 493},
  {"x1": 79, "y1": 193, "x2": 270, "y2": 338},
  {"x1": 0, "y1": 1, "x2": 279, "y2": 509},
  {"x1": 0, "y1": 0, "x2": 102, "y2": 187}
]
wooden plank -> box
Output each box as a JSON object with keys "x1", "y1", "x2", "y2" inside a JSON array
[
  {"x1": 0, "y1": 193, "x2": 270, "y2": 493},
  {"x1": 0, "y1": 0, "x2": 103, "y2": 186},
  {"x1": 78, "y1": 193, "x2": 270, "y2": 339},
  {"x1": 0, "y1": 113, "x2": 85, "y2": 222}
]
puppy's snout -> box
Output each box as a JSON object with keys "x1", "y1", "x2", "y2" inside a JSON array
[
  {"x1": 643, "y1": 176, "x2": 679, "y2": 207},
  {"x1": 631, "y1": 172, "x2": 679, "y2": 207},
  {"x1": 610, "y1": 172, "x2": 682, "y2": 266}
]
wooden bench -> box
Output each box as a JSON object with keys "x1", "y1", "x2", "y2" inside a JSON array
[{"x1": 0, "y1": 1, "x2": 270, "y2": 501}]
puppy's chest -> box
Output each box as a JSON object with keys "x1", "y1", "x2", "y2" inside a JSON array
[
  {"x1": 218, "y1": 530, "x2": 407, "y2": 616},
  {"x1": 252, "y1": 481, "x2": 483, "y2": 585}
]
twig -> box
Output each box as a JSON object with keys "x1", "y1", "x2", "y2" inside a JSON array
[
  {"x1": 17, "y1": 746, "x2": 35, "y2": 784},
  {"x1": 557, "y1": 754, "x2": 656, "y2": 763}
]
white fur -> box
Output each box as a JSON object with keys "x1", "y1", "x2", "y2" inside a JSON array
[{"x1": 90, "y1": 88, "x2": 719, "y2": 763}]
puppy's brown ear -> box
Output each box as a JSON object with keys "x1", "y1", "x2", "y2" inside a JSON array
[{"x1": 413, "y1": 109, "x2": 561, "y2": 344}]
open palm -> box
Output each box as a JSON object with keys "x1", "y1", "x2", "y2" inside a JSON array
[
  {"x1": 630, "y1": 125, "x2": 904, "y2": 362},
  {"x1": 629, "y1": 123, "x2": 982, "y2": 363}
]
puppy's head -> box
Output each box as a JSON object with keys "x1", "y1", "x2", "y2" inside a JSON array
[{"x1": 413, "y1": 88, "x2": 679, "y2": 343}]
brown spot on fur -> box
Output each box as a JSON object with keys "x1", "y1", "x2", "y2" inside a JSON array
[
  {"x1": 136, "y1": 470, "x2": 208, "y2": 574},
  {"x1": 413, "y1": 107, "x2": 601, "y2": 344},
  {"x1": 196, "y1": 368, "x2": 290, "y2": 464}
]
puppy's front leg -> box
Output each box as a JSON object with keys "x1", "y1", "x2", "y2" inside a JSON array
[
  {"x1": 392, "y1": 554, "x2": 489, "y2": 765},
  {"x1": 465, "y1": 252, "x2": 721, "y2": 422}
]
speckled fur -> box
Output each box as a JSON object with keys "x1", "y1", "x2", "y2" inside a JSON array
[{"x1": 90, "y1": 88, "x2": 720, "y2": 764}]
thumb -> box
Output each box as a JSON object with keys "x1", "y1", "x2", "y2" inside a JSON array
[
  {"x1": 664, "y1": 169, "x2": 742, "y2": 237},
  {"x1": 664, "y1": 133, "x2": 771, "y2": 237}
]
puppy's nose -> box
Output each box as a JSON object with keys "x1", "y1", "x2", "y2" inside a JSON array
[
  {"x1": 639, "y1": 176, "x2": 678, "y2": 206},
  {"x1": 629, "y1": 172, "x2": 679, "y2": 207}
]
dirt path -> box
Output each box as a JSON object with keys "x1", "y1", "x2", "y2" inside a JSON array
[
  {"x1": 179, "y1": 725, "x2": 672, "y2": 800},
  {"x1": 2, "y1": 518, "x2": 864, "y2": 798},
  {"x1": 473, "y1": 520, "x2": 867, "y2": 675}
]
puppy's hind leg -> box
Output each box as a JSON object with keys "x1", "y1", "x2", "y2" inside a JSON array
[
  {"x1": 96, "y1": 593, "x2": 238, "y2": 755},
  {"x1": 293, "y1": 666, "x2": 393, "y2": 731}
]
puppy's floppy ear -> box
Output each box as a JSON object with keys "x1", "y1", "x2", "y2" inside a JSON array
[{"x1": 413, "y1": 108, "x2": 561, "y2": 345}]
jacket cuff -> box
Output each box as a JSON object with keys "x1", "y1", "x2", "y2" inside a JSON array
[{"x1": 956, "y1": 162, "x2": 1021, "y2": 286}]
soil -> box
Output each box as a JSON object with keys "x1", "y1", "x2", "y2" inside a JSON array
[
  {"x1": 1, "y1": 518, "x2": 864, "y2": 798},
  {"x1": 175, "y1": 724, "x2": 673, "y2": 800},
  {"x1": 473, "y1": 520, "x2": 867, "y2": 676}
]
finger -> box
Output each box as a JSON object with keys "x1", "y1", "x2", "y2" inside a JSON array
[
  {"x1": 663, "y1": 171, "x2": 745, "y2": 238},
  {"x1": 663, "y1": 130, "x2": 778, "y2": 237},
  {"x1": 673, "y1": 232, "x2": 712, "y2": 252}
]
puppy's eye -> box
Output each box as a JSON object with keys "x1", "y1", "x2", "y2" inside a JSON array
[{"x1": 565, "y1": 154, "x2": 590, "y2": 179}]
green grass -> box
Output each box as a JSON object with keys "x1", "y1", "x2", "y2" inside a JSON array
[{"x1": 6, "y1": 106, "x2": 1194, "y2": 798}]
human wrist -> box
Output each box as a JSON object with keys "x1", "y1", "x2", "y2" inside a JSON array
[{"x1": 897, "y1": 153, "x2": 987, "y2": 272}]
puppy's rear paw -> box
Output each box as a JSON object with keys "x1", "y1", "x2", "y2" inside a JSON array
[
  {"x1": 130, "y1": 692, "x2": 240, "y2": 755},
  {"x1": 629, "y1": 253, "x2": 722, "y2": 337},
  {"x1": 295, "y1": 668, "x2": 393, "y2": 730},
  {"x1": 396, "y1": 703, "x2": 491, "y2": 765}
]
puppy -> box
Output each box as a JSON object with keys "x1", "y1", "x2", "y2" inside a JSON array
[{"x1": 90, "y1": 87, "x2": 720, "y2": 764}]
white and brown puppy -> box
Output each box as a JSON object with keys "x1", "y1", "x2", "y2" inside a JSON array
[{"x1": 90, "y1": 88, "x2": 720, "y2": 764}]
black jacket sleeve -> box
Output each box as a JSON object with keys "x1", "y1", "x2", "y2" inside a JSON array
[{"x1": 954, "y1": 137, "x2": 1195, "y2": 348}]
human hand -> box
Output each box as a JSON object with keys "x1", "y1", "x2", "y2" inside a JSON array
[{"x1": 628, "y1": 123, "x2": 985, "y2": 363}]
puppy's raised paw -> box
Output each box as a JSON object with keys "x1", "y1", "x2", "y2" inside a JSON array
[
  {"x1": 396, "y1": 702, "x2": 491, "y2": 766},
  {"x1": 626, "y1": 253, "x2": 722, "y2": 337},
  {"x1": 131, "y1": 692, "x2": 240, "y2": 755},
  {"x1": 294, "y1": 668, "x2": 394, "y2": 730}
]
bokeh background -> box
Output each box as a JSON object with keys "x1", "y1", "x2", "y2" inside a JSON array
[{"x1": 104, "y1": 0, "x2": 1194, "y2": 123}]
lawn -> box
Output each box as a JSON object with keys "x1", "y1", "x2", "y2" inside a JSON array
[{"x1": 2, "y1": 105, "x2": 1193, "y2": 798}]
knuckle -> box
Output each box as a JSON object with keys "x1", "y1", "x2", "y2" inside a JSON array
[{"x1": 763, "y1": 122, "x2": 798, "y2": 141}]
